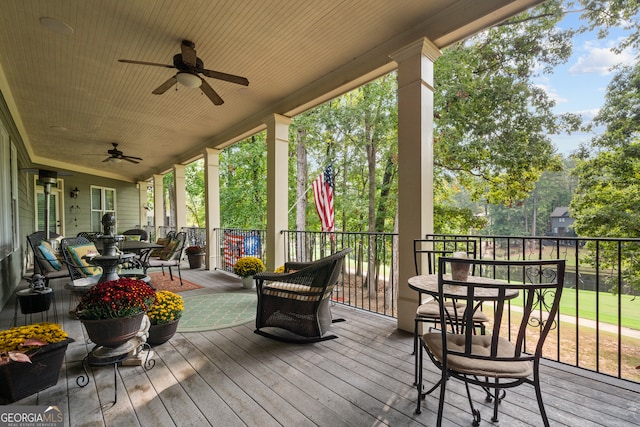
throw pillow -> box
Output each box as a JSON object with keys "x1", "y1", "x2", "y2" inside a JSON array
[
  {"x1": 124, "y1": 235, "x2": 141, "y2": 241},
  {"x1": 160, "y1": 240, "x2": 178, "y2": 261},
  {"x1": 66, "y1": 243, "x2": 101, "y2": 276},
  {"x1": 150, "y1": 237, "x2": 169, "y2": 257},
  {"x1": 37, "y1": 241, "x2": 62, "y2": 271}
]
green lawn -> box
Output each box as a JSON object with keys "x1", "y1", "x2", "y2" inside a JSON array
[
  {"x1": 507, "y1": 287, "x2": 640, "y2": 330},
  {"x1": 557, "y1": 287, "x2": 640, "y2": 330}
]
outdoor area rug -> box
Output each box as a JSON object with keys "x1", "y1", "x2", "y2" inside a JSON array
[
  {"x1": 177, "y1": 292, "x2": 257, "y2": 332},
  {"x1": 148, "y1": 272, "x2": 204, "y2": 292}
]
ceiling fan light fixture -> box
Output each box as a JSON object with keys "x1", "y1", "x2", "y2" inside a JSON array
[
  {"x1": 108, "y1": 157, "x2": 122, "y2": 164},
  {"x1": 176, "y1": 72, "x2": 201, "y2": 88}
]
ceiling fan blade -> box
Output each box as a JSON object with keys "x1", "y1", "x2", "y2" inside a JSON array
[
  {"x1": 152, "y1": 76, "x2": 177, "y2": 94},
  {"x1": 201, "y1": 69, "x2": 249, "y2": 86},
  {"x1": 200, "y1": 80, "x2": 224, "y2": 105},
  {"x1": 102, "y1": 157, "x2": 111, "y2": 163},
  {"x1": 123, "y1": 157, "x2": 141, "y2": 164},
  {"x1": 180, "y1": 40, "x2": 197, "y2": 67},
  {"x1": 123, "y1": 155, "x2": 143, "y2": 161},
  {"x1": 118, "y1": 59, "x2": 175, "y2": 69}
]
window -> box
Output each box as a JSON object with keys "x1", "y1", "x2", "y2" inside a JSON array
[
  {"x1": 558, "y1": 218, "x2": 565, "y2": 223},
  {"x1": 0, "y1": 122, "x2": 18, "y2": 257},
  {"x1": 91, "y1": 186, "x2": 116, "y2": 231}
]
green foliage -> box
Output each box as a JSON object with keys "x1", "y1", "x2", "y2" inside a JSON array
[
  {"x1": 219, "y1": 134, "x2": 268, "y2": 228},
  {"x1": 433, "y1": 2, "x2": 579, "y2": 206},
  {"x1": 185, "y1": 160, "x2": 205, "y2": 227}
]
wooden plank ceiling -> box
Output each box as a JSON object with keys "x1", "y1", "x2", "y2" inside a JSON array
[{"x1": 0, "y1": 0, "x2": 544, "y2": 182}]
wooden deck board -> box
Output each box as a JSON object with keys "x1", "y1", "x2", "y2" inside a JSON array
[{"x1": 2, "y1": 267, "x2": 640, "y2": 426}]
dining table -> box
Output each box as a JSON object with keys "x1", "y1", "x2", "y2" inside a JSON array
[
  {"x1": 408, "y1": 273, "x2": 520, "y2": 302},
  {"x1": 117, "y1": 240, "x2": 164, "y2": 271},
  {"x1": 410, "y1": 273, "x2": 520, "y2": 398}
]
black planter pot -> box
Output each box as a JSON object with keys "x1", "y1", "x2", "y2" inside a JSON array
[{"x1": 16, "y1": 288, "x2": 54, "y2": 314}]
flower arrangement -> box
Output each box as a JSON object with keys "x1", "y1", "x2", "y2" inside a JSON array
[
  {"x1": 0, "y1": 323, "x2": 68, "y2": 365},
  {"x1": 146, "y1": 291, "x2": 184, "y2": 325},
  {"x1": 233, "y1": 256, "x2": 265, "y2": 277},
  {"x1": 185, "y1": 245, "x2": 204, "y2": 255},
  {"x1": 76, "y1": 277, "x2": 156, "y2": 320}
]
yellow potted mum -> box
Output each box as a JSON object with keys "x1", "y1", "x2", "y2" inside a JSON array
[
  {"x1": 233, "y1": 256, "x2": 265, "y2": 288},
  {"x1": 0, "y1": 322, "x2": 73, "y2": 404},
  {"x1": 146, "y1": 290, "x2": 184, "y2": 345}
]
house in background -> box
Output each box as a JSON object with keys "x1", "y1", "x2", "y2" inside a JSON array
[{"x1": 549, "y1": 206, "x2": 576, "y2": 237}]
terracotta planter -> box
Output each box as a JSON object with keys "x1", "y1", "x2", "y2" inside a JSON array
[
  {"x1": 80, "y1": 312, "x2": 144, "y2": 348},
  {"x1": 0, "y1": 338, "x2": 73, "y2": 404},
  {"x1": 242, "y1": 276, "x2": 255, "y2": 289},
  {"x1": 148, "y1": 319, "x2": 180, "y2": 345},
  {"x1": 187, "y1": 253, "x2": 205, "y2": 269}
]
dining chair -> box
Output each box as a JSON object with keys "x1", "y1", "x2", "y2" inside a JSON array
[
  {"x1": 122, "y1": 228, "x2": 149, "y2": 242},
  {"x1": 412, "y1": 238, "x2": 487, "y2": 385},
  {"x1": 144, "y1": 231, "x2": 187, "y2": 285},
  {"x1": 26, "y1": 231, "x2": 70, "y2": 281},
  {"x1": 416, "y1": 257, "x2": 565, "y2": 427},
  {"x1": 59, "y1": 236, "x2": 102, "y2": 313}
]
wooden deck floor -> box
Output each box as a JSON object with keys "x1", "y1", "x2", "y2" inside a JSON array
[{"x1": 2, "y1": 267, "x2": 640, "y2": 426}]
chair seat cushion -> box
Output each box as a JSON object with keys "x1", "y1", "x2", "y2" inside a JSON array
[
  {"x1": 417, "y1": 301, "x2": 489, "y2": 323},
  {"x1": 262, "y1": 281, "x2": 330, "y2": 301},
  {"x1": 424, "y1": 333, "x2": 533, "y2": 378}
]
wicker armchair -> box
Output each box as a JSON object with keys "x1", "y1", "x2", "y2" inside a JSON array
[{"x1": 253, "y1": 248, "x2": 352, "y2": 343}]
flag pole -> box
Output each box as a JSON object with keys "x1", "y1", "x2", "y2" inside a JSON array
[
  {"x1": 288, "y1": 182, "x2": 314, "y2": 214},
  {"x1": 288, "y1": 164, "x2": 335, "y2": 214}
]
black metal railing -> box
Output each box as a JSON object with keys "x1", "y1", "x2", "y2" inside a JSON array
[{"x1": 206, "y1": 228, "x2": 640, "y2": 383}]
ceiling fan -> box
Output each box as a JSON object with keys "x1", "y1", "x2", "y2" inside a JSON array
[
  {"x1": 118, "y1": 39, "x2": 249, "y2": 105},
  {"x1": 104, "y1": 143, "x2": 142, "y2": 164}
]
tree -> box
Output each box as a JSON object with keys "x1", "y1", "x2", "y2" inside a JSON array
[{"x1": 433, "y1": 0, "x2": 581, "y2": 207}]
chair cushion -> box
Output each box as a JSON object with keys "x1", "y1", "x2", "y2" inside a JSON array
[
  {"x1": 424, "y1": 333, "x2": 533, "y2": 378},
  {"x1": 262, "y1": 281, "x2": 330, "y2": 301},
  {"x1": 37, "y1": 241, "x2": 62, "y2": 271},
  {"x1": 66, "y1": 243, "x2": 101, "y2": 276},
  {"x1": 416, "y1": 301, "x2": 489, "y2": 323}
]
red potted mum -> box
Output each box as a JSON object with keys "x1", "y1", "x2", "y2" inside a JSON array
[{"x1": 76, "y1": 277, "x2": 155, "y2": 348}]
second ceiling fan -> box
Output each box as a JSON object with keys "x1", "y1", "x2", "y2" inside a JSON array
[{"x1": 119, "y1": 40, "x2": 249, "y2": 105}]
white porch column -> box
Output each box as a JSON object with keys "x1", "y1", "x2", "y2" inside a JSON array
[
  {"x1": 153, "y1": 174, "x2": 164, "y2": 239},
  {"x1": 391, "y1": 39, "x2": 440, "y2": 332},
  {"x1": 137, "y1": 181, "x2": 148, "y2": 228},
  {"x1": 263, "y1": 114, "x2": 291, "y2": 271},
  {"x1": 203, "y1": 148, "x2": 221, "y2": 270},
  {"x1": 173, "y1": 164, "x2": 187, "y2": 232}
]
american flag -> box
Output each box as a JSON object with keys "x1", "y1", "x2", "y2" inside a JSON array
[{"x1": 312, "y1": 164, "x2": 335, "y2": 232}]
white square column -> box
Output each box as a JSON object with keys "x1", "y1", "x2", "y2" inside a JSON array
[
  {"x1": 263, "y1": 114, "x2": 292, "y2": 271},
  {"x1": 203, "y1": 148, "x2": 221, "y2": 270},
  {"x1": 153, "y1": 174, "x2": 164, "y2": 239},
  {"x1": 173, "y1": 164, "x2": 187, "y2": 232},
  {"x1": 391, "y1": 39, "x2": 440, "y2": 332}
]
